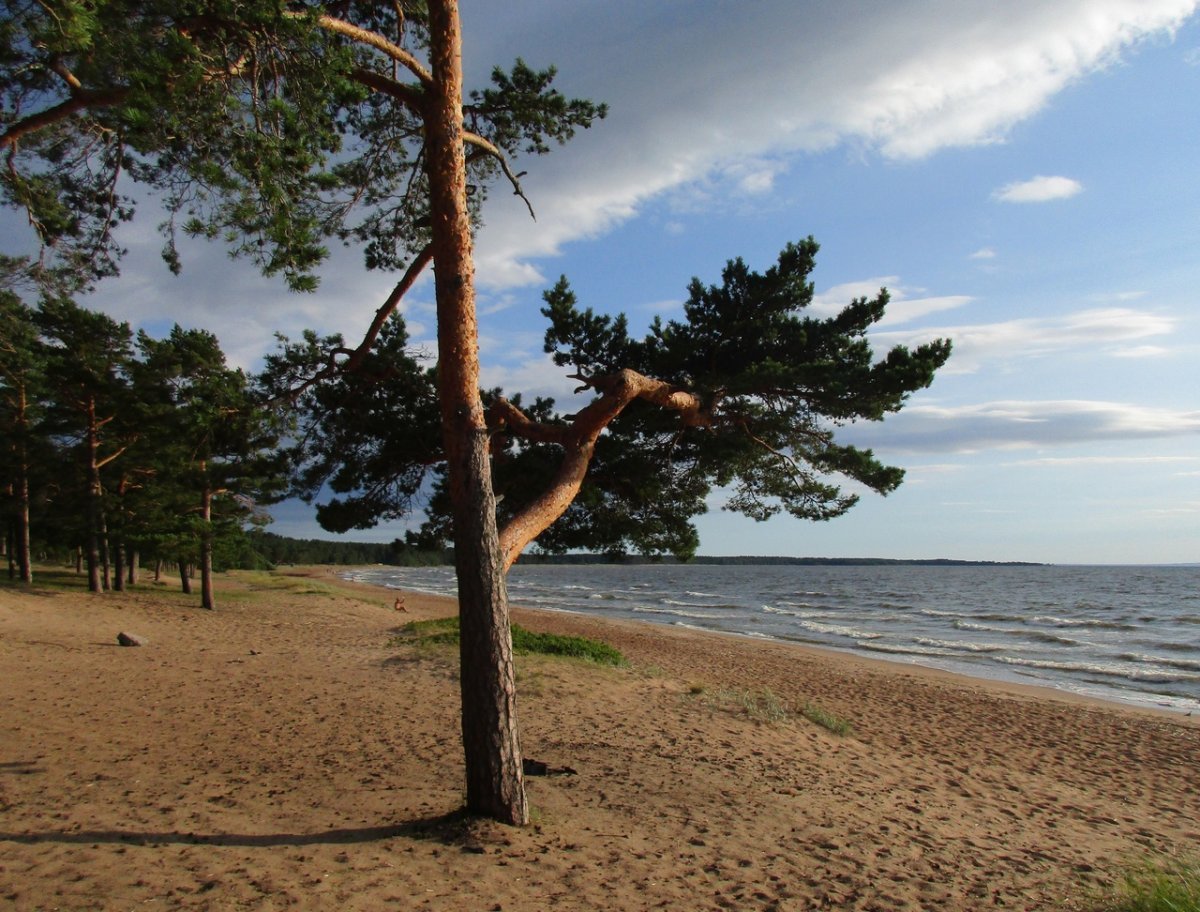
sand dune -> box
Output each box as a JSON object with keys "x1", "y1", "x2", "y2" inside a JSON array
[{"x1": 1, "y1": 567, "x2": 1196, "y2": 910}]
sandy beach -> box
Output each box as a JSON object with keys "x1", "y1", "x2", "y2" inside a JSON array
[{"x1": 1, "y1": 567, "x2": 1197, "y2": 911}]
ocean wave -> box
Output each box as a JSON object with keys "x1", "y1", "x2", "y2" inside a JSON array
[
  {"x1": 1025, "y1": 630, "x2": 1083, "y2": 646},
  {"x1": 866, "y1": 600, "x2": 916, "y2": 613},
  {"x1": 660, "y1": 597, "x2": 742, "y2": 612},
  {"x1": 1030, "y1": 615, "x2": 1137, "y2": 631},
  {"x1": 932, "y1": 609, "x2": 1024, "y2": 622},
  {"x1": 762, "y1": 604, "x2": 824, "y2": 619},
  {"x1": 632, "y1": 605, "x2": 722, "y2": 620},
  {"x1": 797, "y1": 619, "x2": 883, "y2": 640},
  {"x1": 1117, "y1": 652, "x2": 1200, "y2": 673},
  {"x1": 858, "y1": 642, "x2": 959, "y2": 657},
  {"x1": 1147, "y1": 640, "x2": 1200, "y2": 653},
  {"x1": 955, "y1": 620, "x2": 1016, "y2": 634},
  {"x1": 997, "y1": 655, "x2": 1200, "y2": 684},
  {"x1": 916, "y1": 637, "x2": 1007, "y2": 654}
]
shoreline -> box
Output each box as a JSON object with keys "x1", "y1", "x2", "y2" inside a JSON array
[
  {"x1": 3, "y1": 566, "x2": 1198, "y2": 911},
  {"x1": 340, "y1": 567, "x2": 1200, "y2": 722}
]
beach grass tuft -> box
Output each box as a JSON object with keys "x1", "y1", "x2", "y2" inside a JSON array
[
  {"x1": 801, "y1": 701, "x2": 854, "y2": 737},
  {"x1": 396, "y1": 616, "x2": 627, "y2": 666},
  {"x1": 1096, "y1": 856, "x2": 1200, "y2": 912},
  {"x1": 694, "y1": 687, "x2": 853, "y2": 734},
  {"x1": 701, "y1": 687, "x2": 789, "y2": 724}
]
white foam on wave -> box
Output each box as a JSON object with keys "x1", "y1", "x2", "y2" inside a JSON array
[
  {"x1": 798, "y1": 619, "x2": 884, "y2": 640},
  {"x1": 916, "y1": 637, "x2": 1007, "y2": 654},
  {"x1": 1117, "y1": 652, "x2": 1200, "y2": 673},
  {"x1": 997, "y1": 655, "x2": 1200, "y2": 684},
  {"x1": 954, "y1": 620, "x2": 1014, "y2": 634},
  {"x1": 633, "y1": 605, "x2": 722, "y2": 620},
  {"x1": 762, "y1": 604, "x2": 823, "y2": 619},
  {"x1": 1030, "y1": 615, "x2": 1136, "y2": 631},
  {"x1": 859, "y1": 641, "x2": 958, "y2": 657}
]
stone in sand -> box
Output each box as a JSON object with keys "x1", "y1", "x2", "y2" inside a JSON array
[{"x1": 117, "y1": 632, "x2": 148, "y2": 647}]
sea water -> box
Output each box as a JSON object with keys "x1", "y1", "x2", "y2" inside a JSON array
[{"x1": 345, "y1": 563, "x2": 1200, "y2": 715}]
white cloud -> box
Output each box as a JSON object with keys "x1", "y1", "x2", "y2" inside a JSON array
[
  {"x1": 1007, "y1": 455, "x2": 1200, "y2": 467},
  {"x1": 478, "y1": 353, "x2": 583, "y2": 405},
  {"x1": 877, "y1": 295, "x2": 975, "y2": 328},
  {"x1": 639, "y1": 298, "x2": 685, "y2": 314},
  {"x1": 812, "y1": 277, "x2": 972, "y2": 326},
  {"x1": 470, "y1": 0, "x2": 1194, "y2": 288},
  {"x1": 848, "y1": 400, "x2": 1200, "y2": 453},
  {"x1": 874, "y1": 307, "x2": 1177, "y2": 373},
  {"x1": 993, "y1": 175, "x2": 1084, "y2": 203},
  {"x1": 969, "y1": 247, "x2": 997, "y2": 260},
  {"x1": 1112, "y1": 344, "x2": 1170, "y2": 358}
]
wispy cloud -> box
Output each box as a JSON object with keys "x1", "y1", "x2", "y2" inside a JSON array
[
  {"x1": 1112, "y1": 344, "x2": 1170, "y2": 358},
  {"x1": 1006, "y1": 455, "x2": 1200, "y2": 467},
  {"x1": 812, "y1": 277, "x2": 972, "y2": 326},
  {"x1": 848, "y1": 400, "x2": 1200, "y2": 453},
  {"x1": 969, "y1": 247, "x2": 997, "y2": 260},
  {"x1": 993, "y1": 175, "x2": 1083, "y2": 203},
  {"x1": 873, "y1": 307, "x2": 1177, "y2": 373}
]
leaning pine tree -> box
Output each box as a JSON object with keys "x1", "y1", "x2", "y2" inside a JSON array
[
  {"x1": 266, "y1": 237, "x2": 952, "y2": 572},
  {"x1": 1, "y1": 0, "x2": 605, "y2": 824}
]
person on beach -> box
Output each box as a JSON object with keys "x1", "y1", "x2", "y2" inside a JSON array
[{"x1": 393, "y1": 595, "x2": 406, "y2": 613}]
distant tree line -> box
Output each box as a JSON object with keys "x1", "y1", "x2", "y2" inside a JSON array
[
  {"x1": 245, "y1": 530, "x2": 447, "y2": 567},
  {"x1": 0, "y1": 292, "x2": 283, "y2": 608}
]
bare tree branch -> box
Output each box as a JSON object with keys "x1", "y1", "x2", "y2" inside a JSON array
[
  {"x1": 465, "y1": 133, "x2": 535, "y2": 219},
  {"x1": 0, "y1": 87, "x2": 128, "y2": 150},
  {"x1": 347, "y1": 65, "x2": 426, "y2": 112},
  {"x1": 312, "y1": 14, "x2": 433, "y2": 85},
  {"x1": 494, "y1": 369, "x2": 711, "y2": 569},
  {"x1": 273, "y1": 244, "x2": 434, "y2": 403}
]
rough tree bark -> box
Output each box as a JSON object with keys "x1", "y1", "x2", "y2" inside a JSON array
[
  {"x1": 84, "y1": 397, "x2": 104, "y2": 593},
  {"x1": 425, "y1": 0, "x2": 527, "y2": 825},
  {"x1": 13, "y1": 383, "x2": 33, "y2": 583},
  {"x1": 200, "y1": 470, "x2": 215, "y2": 611}
]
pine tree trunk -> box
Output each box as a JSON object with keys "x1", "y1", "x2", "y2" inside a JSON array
[
  {"x1": 199, "y1": 477, "x2": 215, "y2": 610},
  {"x1": 13, "y1": 389, "x2": 33, "y2": 583},
  {"x1": 85, "y1": 397, "x2": 103, "y2": 592},
  {"x1": 127, "y1": 550, "x2": 138, "y2": 586},
  {"x1": 16, "y1": 472, "x2": 31, "y2": 584},
  {"x1": 98, "y1": 508, "x2": 111, "y2": 592},
  {"x1": 178, "y1": 559, "x2": 191, "y2": 594},
  {"x1": 112, "y1": 539, "x2": 125, "y2": 592},
  {"x1": 426, "y1": 0, "x2": 526, "y2": 826}
]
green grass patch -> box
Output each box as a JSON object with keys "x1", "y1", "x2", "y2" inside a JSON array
[
  {"x1": 1095, "y1": 856, "x2": 1200, "y2": 912},
  {"x1": 395, "y1": 616, "x2": 626, "y2": 666},
  {"x1": 801, "y1": 701, "x2": 854, "y2": 736}
]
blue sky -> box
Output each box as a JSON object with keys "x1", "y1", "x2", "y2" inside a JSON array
[{"x1": 55, "y1": 2, "x2": 1200, "y2": 563}]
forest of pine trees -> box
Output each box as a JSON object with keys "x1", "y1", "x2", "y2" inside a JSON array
[{"x1": 0, "y1": 292, "x2": 448, "y2": 604}]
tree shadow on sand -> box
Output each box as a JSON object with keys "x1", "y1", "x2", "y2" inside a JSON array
[{"x1": 0, "y1": 810, "x2": 486, "y2": 849}]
